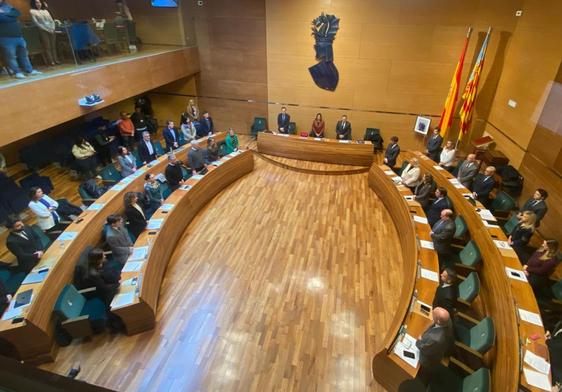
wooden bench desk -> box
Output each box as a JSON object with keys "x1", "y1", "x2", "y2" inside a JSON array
[
  {"x1": 257, "y1": 132, "x2": 374, "y2": 166},
  {"x1": 0, "y1": 133, "x2": 226, "y2": 363}
]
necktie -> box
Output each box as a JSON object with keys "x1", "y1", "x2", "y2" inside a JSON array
[
  {"x1": 39, "y1": 198, "x2": 59, "y2": 224},
  {"x1": 146, "y1": 141, "x2": 153, "y2": 155},
  {"x1": 19, "y1": 231, "x2": 29, "y2": 240},
  {"x1": 533, "y1": 200, "x2": 540, "y2": 206}
]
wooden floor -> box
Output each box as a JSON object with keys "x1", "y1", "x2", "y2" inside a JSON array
[{"x1": 38, "y1": 154, "x2": 403, "y2": 391}]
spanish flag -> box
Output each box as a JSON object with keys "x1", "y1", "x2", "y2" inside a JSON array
[
  {"x1": 437, "y1": 27, "x2": 472, "y2": 138},
  {"x1": 458, "y1": 28, "x2": 492, "y2": 142}
]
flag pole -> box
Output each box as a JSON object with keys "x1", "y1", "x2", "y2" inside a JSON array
[{"x1": 454, "y1": 26, "x2": 473, "y2": 150}]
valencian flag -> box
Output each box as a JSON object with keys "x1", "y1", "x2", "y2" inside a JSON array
[
  {"x1": 458, "y1": 28, "x2": 492, "y2": 142},
  {"x1": 437, "y1": 27, "x2": 472, "y2": 138}
]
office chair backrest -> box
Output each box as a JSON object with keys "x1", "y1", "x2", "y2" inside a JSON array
[
  {"x1": 54, "y1": 285, "x2": 85, "y2": 320},
  {"x1": 458, "y1": 272, "x2": 480, "y2": 304},
  {"x1": 100, "y1": 164, "x2": 122, "y2": 182},
  {"x1": 461, "y1": 367, "x2": 490, "y2": 392},
  {"x1": 551, "y1": 279, "x2": 562, "y2": 300},
  {"x1": 491, "y1": 191, "x2": 516, "y2": 212},
  {"x1": 460, "y1": 240, "x2": 481, "y2": 267},
  {"x1": 154, "y1": 141, "x2": 165, "y2": 156},
  {"x1": 503, "y1": 214, "x2": 519, "y2": 235},
  {"x1": 470, "y1": 317, "x2": 495, "y2": 354},
  {"x1": 30, "y1": 224, "x2": 51, "y2": 249},
  {"x1": 454, "y1": 216, "x2": 468, "y2": 239}
]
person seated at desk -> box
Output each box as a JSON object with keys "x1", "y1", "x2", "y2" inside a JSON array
[
  {"x1": 508, "y1": 210, "x2": 536, "y2": 262},
  {"x1": 425, "y1": 128, "x2": 443, "y2": 162},
  {"x1": 199, "y1": 112, "x2": 215, "y2": 138},
  {"x1": 144, "y1": 173, "x2": 162, "y2": 218},
  {"x1": 72, "y1": 137, "x2": 98, "y2": 180},
  {"x1": 519, "y1": 188, "x2": 548, "y2": 227},
  {"x1": 163, "y1": 120, "x2": 180, "y2": 152},
  {"x1": 117, "y1": 112, "x2": 135, "y2": 150},
  {"x1": 81, "y1": 248, "x2": 120, "y2": 307},
  {"x1": 439, "y1": 141, "x2": 456, "y2": 172},
  {"x1": 414, "y1": 174, "x2": 435, "y2": 209},
  {"x1": 28, "y1": 186, "x2": 78, "y2": 239},
  {"x1": 5, "y1": 217, "x2": 44, "y2": 273},
  {"x1": 399, "y1": 158, "x2": 421, "y2": 189},
  {"x1": 456, "y1": 153, "x2": 478, "y2": 189},
  {"x1": 188, "y1": 140, "x2": 207, "y2": 176},
  {"x1": 105, "y1": 214, "x2": 133, "y2": 266},
  {"x1": 384, "y1": 136, "x2": 400, "y2": 169},
  {"x1": 30, "y1": 0, "x2": 59, "y2": 66},
  {"x1": 225, "y1": 128, "x2": 239, "y2": 154},
  {"x1": 432, "y1": 268, "x2": 458, "y2": 317},
  {"x1": 130, "y1": 106, "x2": 149, "y2": 142},
  {"x1": 117, "y1": 146, "x2": 137, "y2": 177},
  {"x1": 524, "y1": 240, "x2": 559, "y2": 295},
  {"x1": 204, "y1": 137, "x2": 219, "y2": 164},
  {"x1": 164, "y1": 154, "x2": 184, "y2": 192},
  {"x1": 277, "y1": 106, "x2": 290, "y2": 134},
  {"x1": 138, "y1": 131, "x2": 157, "y2": 165},
  {"x1": 309, "y1": 113, "x2": 325, "y2": 138},
  {"x1": 415, "y1": 307, "x2": 453, "y2": 385},
  {"x1": 471, "y1": 166, "x2": 496, "y2": 209},
  {"x1": 425, "y1": 187, "x2": 451, "y2": 227},
  {"x1": 430, "y1": 209, "x2": 456, "y2": 267},
  {"x1": 123, "y1": 192, "x2": 147, "y2": 240},
  {"x1": 335, "y1": 115, "x2": 351, "y2": 140},
  {"x1": 181, "y1": 118, "x2": 197, "y2": 145}
]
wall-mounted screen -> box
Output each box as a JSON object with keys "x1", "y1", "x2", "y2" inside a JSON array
[{"x1": 151, "y1": 0, "x2": 178, "y2": 7}]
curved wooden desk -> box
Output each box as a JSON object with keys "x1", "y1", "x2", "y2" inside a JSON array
[
  {"x1": 257, "y1": 132, "x2": 374, "y2": 166},
  {"x1": 110, "y1": 150, "x2": 254, "y2": 335},
  {"x1": 368, "y1": 164, "x2": 439, "y2": 391},
  {"x1": 0, "y1": 133, "x2": 226, "y2": 363},
  {"x1": 404, "y1": 151, "x2": 551, "y2": 392}
]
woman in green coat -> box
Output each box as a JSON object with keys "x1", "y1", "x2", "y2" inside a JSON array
[{"x1": 225, "y1": 128, "x2": 239, "y2": 154}]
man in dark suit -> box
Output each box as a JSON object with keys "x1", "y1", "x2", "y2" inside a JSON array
[
  {"x1": 384, "y1": 136, "x2": 400, "y2": 169},
  {"x1": 425, "y1": 128, "x2": 443, "y2": 162},
  {"x1": 456, "y1": 153, "x2": 478, "y2": 188},
  {"x1": 471, "y1": 166, "x2": 496, "y2": 209},
  {"x1": 104, "y1": 214, "x2": 133, "y2": 266},
  {"x1": 277, "y1": 107, "x2": 290, "y2": 134},
  {"x1": 335, "y1": 115, "x2": 352, "y2": 140},
  {"x1": 430, "y1": 209, "x2": 456, "y2": 267},
  {"x1": 138, "y1": 131, "x2": 158, "y2": 165},
  {"x1": 425, "y1": 187, "x2": 451, "y2": 227},
  {"x1": 187, "y1": 140, "x2": 207, "y2": 175},
  {"x1": 519, "y1": 188, "x2": 548, "y2": 227},
  {"x1": 164, "y1": 154, "x2": 184, "y2": 192},
  {"x1": 432, "y1": 268, "x2": 458, "y2": 317},
  {"x1": 416, "y1": 307, "x2": 454, "y2": 385},
  {"x1": 199, "y1": 111, "x2": 214, "y2": 137},
  {"x1": 5, "y1": 217, "x2": 44, "y2": 273},
  {"x1": 163, "y1": 120, "x2": 180, "y2": 152}
]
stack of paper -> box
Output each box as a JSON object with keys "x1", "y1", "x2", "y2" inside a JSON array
[
  {"x1": 384, "y1": 170, "x2": 395, "y2": 175},
  {"x1": 21, "y1": 268, "x2": 49, "y2": 285},
  {"x1": 420, "y1": 240, "x2": 434, "y2": 250},
  {"x1": 448, "y1": 178, "x2": 464, "y2": 189},
  {"x1": 420, "y1": 268, "x2": 439, "y2": 282},
  {"x1": 477, "y1": 209, "x2": 497, "y2": 221},
  {"x1": 524, "y1": 350, "x2": 550, "y2": 375},
  {"x1": 147, "y1": 218, "x2": 164, "y2": 230},
  {"x1": 413, "y1": 215, "x2": 428, "y2": 225},
  {"x1": 518, "y1": 308, "x2": 544, "y2": 327},
  {"x1": 505, "y1": 267, "x2": 528, "y2": 282},
  {"x1": 111, "y1": 183, "x2": 125, "y2": 191},
  {"x1": 128, "y1": 246, "x2": 149, "y2": 262},
  {"x1": 111, "y1": 291, "x2": 136, "y2": 309},
  {"x1": 523, "y1": 367, "x2": 551, "y2": 391},
  {"x1": 191, "y1": 174, "x2": 204, "y2": 181},
  {"x1": 494, "y1": 240, "x2": 512, "y2": 250},
  {"x1": 338, "y1": 140, "x2": 350, "y2": 143},
  {"x1": 122, "y1": 261, "x2": 144, "y2": 273},
  {"x1": 57, "y1": 231, "x2": 78, "y2": 241},
  {"x1": 159, "y1": 204, "x2": 174, "y2": 212},
  {"x1": 433, "y1": 165, "x2": 445, "y2": 171},
  {"x1": 87, "y1": 203, "x2": 105, "y2": 211},
  {"x1": 393, "y1": 334, "x2": 420, "y2": 368}
]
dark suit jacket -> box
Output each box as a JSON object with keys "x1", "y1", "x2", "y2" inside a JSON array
[
  {"x1": 165, "y1": 163, "x2": 183, "y2": 188},
  {"x1": 106, "y1": 226, "x2": 133, "y2": 265},
  {"x1": 432, "y1": 284, "x2": 458, "y2": 317},
  {"x1": 456, "y1": 161, "x2": 478, "y2": 188},
  {"x1": 416, "y1": 322, "x2": 453, "y2": 368},
  {"x1": 510, "y1": 223, "x2": 533, "y2": 248},
  {"x1": 519, "y1": 198, "x2": 548, "y2": 223},
  {"x1": 426, "y1": 197, "x2": 451, "y2": 227},
  {"x1": 199, "y1": 117, "x2": 214, "y2": 137},
  {"x1": 431, "y1": 218, "x2": 456, "y2": 254},
  {"x1": 335, "y1": 120, "x2": 352, "y2": 140},
  {"x1": 125, "y1": 204, "x2": 147, "y2": 240},
  {"x1": 6, "y1": 227, "x2": 43, "y2": 272},
  {"x1": 414, "y1": 182, "x2": 435, "y2": 209},
  {"x1": 471, "y1": 173, "x2": 496, "y2": 199},
  {"x1": 427, "y1": 134, "x2": 443, "y2": 154},
  {"x1": 138, "y1": 140, "x2": 157, "y2": 164},
  {"x1": 277, "y1": 113, "x2": 291, "y2": 132},
  {"x1": 163, "y1": 127, "x2": 180, "y2": 152},
  {"x1": 384, "y1": 143, "x2": 400, "y2": 167}
]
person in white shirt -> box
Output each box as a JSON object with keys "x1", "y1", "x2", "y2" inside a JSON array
[
  {"x1": 400, "y1": 158, "x2": 422, "y2": 188},
  {"x1": 439, "y1": 141, "x2": 456, "y2": 172},
  {"x1": 28, "y1": 186, "x2": 68, "y2": 238},
  {"x1": 181, "y1": 117, "x2": 197, "y2": 144}
]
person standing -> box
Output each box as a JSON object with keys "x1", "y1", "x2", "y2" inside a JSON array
[
  {"x1": 277, "y1": 107, "x2": 291, "y2": 134},
  {"x1": 430, "y1": 209, "x2": 456, "y2": 267},
  {"x1": 309, "y1": 113, "x2": 325, "y2": 138},
  {"x1": 425, "y1": 128, "x2": 443, "y2": 162},
  {"x1": 414, "y1": 174, "x2": 436, "y2": 209},
  {"x1": 204, "y1": 137, "x2": 219, "y2": 163},
  {"x1": 187, "y1": 140, "x2": 207, "y2": 175},
  {"x1": 123, "y1": 192, "x2": 146, "y2": 240},
  {"x1": 186, "y1": 99, "x2": 199, "y2": 121},
  {"x1": 164, "y1": 154, "x2": 184, "y2": 192},
  {"x1": 471, "y1": 166, "x2": 496, "y2": 209},
  {"x1": 432, "y1": 269, "x2": 458, "y2": 319},
  {"x1": 5, "y1": 217, "x2": 44, "y2": 273},
  {"x1": 117, "y1": 112, "x2": 135, "y2": 150},
  {"x1": 181, "y1": 117, "x2": 197, "y2": 145},
  {"x1": 426, "y1": 187, "x2": 451, "y2": 227},
  {"x1": 0, "y1": 0, "x2": 42, "y2": 79},
  {"x1": 28, "y1": 186, "x2": 66, "y2": 238},
  {"x1": 199, "y1": 112, "x2": 215, "y2": 137},
  {"x1": 439, "y1": 141, "x2": 456, "y2": 172},
  {"x1": 225, "y1": 128, "x2": 239, "y2": 154},
  {"x1": 144, "y1": 173, "x2": 162, "y2": 218},
  {"x1": 130, "y1": 106, "x2": 149, "y2": 142},
  {"x1": 508, "y1": 211, "x2": 536, "y2": 262},
  {"x1": 335, "y1": 115, "x2": 352, "y2": 140},
  {"x1": 399, "y1": 158, "x2": 422, "y2": 189},
  {"x1": 163, "y1": 120, "x2": 180, "y2": 152},
  {"x1": 456, "y1": 154, "x2": 478, "y2": 189},
  {"x1": 116, "y1": 146, "x2": 136, "y2": 177},
  {"x1": 105, "y1": 214, "x2": 133, "y2": 266},
  {"x1": 93, "y1": 125, "x2": 116, "y2": 166},
  {"x1": 524, "y1": 240, "x2": 559, "y2": 295},
  {"x1": 29, "y1": 0, "x2": 59, "y2": 66},
  {"x1": 518, "y1": 188, "x2": 548, "y2": 227},
  {"x1": 138, "y1": 131, "x2": 157, "y2": 165},
  {"x1": 384, "y1": 136, "x2": 400, "y2": 169}
]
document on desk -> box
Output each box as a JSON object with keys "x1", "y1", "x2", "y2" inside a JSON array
[
  {"x1": 518, "y1": 308, "x2": 544, "y2": 327},
  {"x1": 111, "y1": 183, "x2": 125, "y2": 191},
  {"x1": 179, "y1": 184, "x2": 192, "y2": 191},
  {"x1": 314, "y1": 138, "x2": 322, "y2": 141},
  {"x1": 404, "y1": 195, "x2": 415, "y2": 201},
  {"x1": 420, "y1": 240, "x2": 434, "y2": 250},
  {"x1": 523, "y1": 367, "x2": 552, "y2": 391},
  {"x1": 420, "y1": 268, "x2": 439, "y2": 282},
  {"x1": 524, "y1": 350, "x2": 551, "y2": 375},
  {"x1": 433, "y1": 165, "x2": 445, "y2": 171},
  {"x1": 147, "y1": 159, "x2": 159, "y2": 167},
  {"x1": 160, "y1": 203, "x2": 174, "y2": 212},
  {"x1": 57, "y1": 231, "x2": 78, "y2": 241},
  {"x1": 338, "y1": 140, "x2": 350, "y2": 143},
  {"x1": 393, "y1": 333, "x2": 420, "y2": 368},
  {"x1": 505, "y1": 266, "x2": 528, "y2": 282},
  {"x1": 413, "y1": 215, "x2": 428, "y2": 225},
  {"x1": 21, "y1": 268, "x2": 49, "y2": 285},
  {"x1": 128, "y1": 246, "x2": 149, "y2": 262},
  {"x1": 211, "y1": 160, "x2": 224, "y2": 166},
  {"x1": 278, "y1": 133, "x2": 290, "y2": 137},
  {"x1": 111, "y1": 291, "x2": 136, "y2": 309},
  {"x1": 392, "y1": 176, "x2": 402, "y2": 184},
  {"x1": 87, "y1": 203, "x2": 105, "y2": 211},
  {"x1": 1, "y1": 293, "x2": 33, "y2": 321},
  {"x1": 482, "y1": 219, "x2": 500, "y2": 229},
  {"x1": 191, "y1": 174, "x2": 204, "y2": 181},
  {"x1": 384, "y1": 170, "x2": 395, "y2": 175},
  {"x1": 122, "y1": 261, "x2": 144, "y2": 273},
  {"x1": 494, "y1": 240, "x2": 512, "y2": 250},
  {"x1": 147, "y1": 218, "x2": 163, "y2": 230},
  {"x1": 477, "y1": 209, "x2": 497, "y2": 221}
]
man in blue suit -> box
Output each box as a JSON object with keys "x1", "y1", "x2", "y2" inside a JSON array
[
  {"x1": 425, "y1": 128, "x2": 443, "y2": 162},
  {"x1": 425, "y1": 187, "x2": 451, "y2": 227},
  {"x1": 163, "y1": 120, "x2": 180, "y2": 152},
  {"x1": 471, "y1": 166, "x2": 496, "y2": 209},
  {"x1": 277, "y1": 107, "x2": 290, "y2": 134},
  {"x1": 198, "y1": 111, "x2": 214, "y2": 137}
]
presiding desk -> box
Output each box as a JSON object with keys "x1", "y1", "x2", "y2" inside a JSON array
[
  {"x1": 404, "y1": 151, "x2": 551, "y2": 392},
  {"x1": 368, "y1": 163, "x2": 440, "y2": 391},
  {"x1": 257, "y1": 132, "x2": 374, "y2": 166},
  {"x1": 110, "y1": 149, "x2": 254, "y2": 335},
  {"x1": 0, "y1": 133, "x2": 226, "y2": 363}
]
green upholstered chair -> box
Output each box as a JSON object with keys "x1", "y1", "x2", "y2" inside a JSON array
[
  {"x1": 154, "y1": 141, "x2": 165, "y2": 156},
  {"x1": 491, "y1": 191, "x2": 516, "y2": 216},
  {"x1": 454, "y1": 216, "x2": 468, "y2": 239},
  {"x1": 78, "y1": 184, "x2": 97, "y2": 206},
  {"x1": 31, "y1": 224, "x2": 52, "y2": 250},
  {"x1": 502, "y1": 214, "x2": 519, "y2": 235},
  {"x1": 0, "y1": 268, "x2": 26, "y2": 295},
  {"x1": 287, "y1": 122, "x2": 297, "y2": 135},
  {"x1": 428, "y1": 366, "x2": 490, "y2": 392},
  {"x1": 160, "y1": 183, "x2": 172, "y2": 199},
  {"x1": 180, "y1": 165, "x2": 191, "y2": 180},
  {"x1": 251, "y1": 117, "x2": 267, "y2": 138},
  {"x1": 455, "y1": 240, "x2": 482, "y2": 270},
  {"x1": 99, "y1": 163, "x2": 122, "y2": 183},
  {"x1": 457, "y1": 272, "x2": 480, "y2": 306},
  {"x1": 454, "y1": 313, "x2": 495, "y2": 358},
  {"x1": 53, "y1": 284, "x2": 107, "y2": 338},
  {"x1": 397, "y1": 160, "x2": 409, "y2": 176}
]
